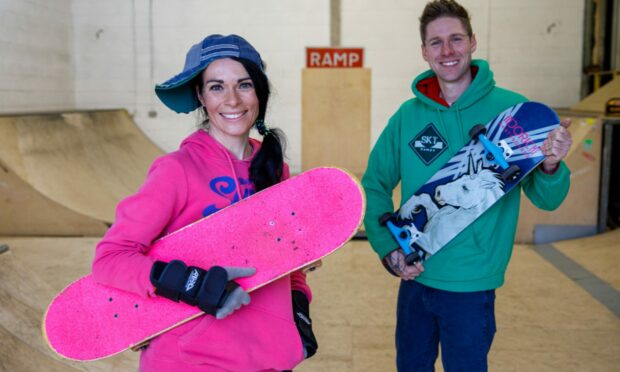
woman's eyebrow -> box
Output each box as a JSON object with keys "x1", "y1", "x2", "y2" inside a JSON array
[{"x1": 205, "y1": 77, "x2": 251, "y2": 84}]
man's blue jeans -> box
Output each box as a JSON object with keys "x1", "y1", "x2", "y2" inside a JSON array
[{"x1": 395, "y1": 280, "x2": 496, "y2": 372}]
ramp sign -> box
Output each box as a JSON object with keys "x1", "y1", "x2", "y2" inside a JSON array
[{"x1": 306, "y1": 48, "x2": 364, "y2": 68}]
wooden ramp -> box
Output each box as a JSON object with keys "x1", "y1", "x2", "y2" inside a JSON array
[
  {"x1": 0, "y1": 110, "x2": 163, "y2": 236},
  {"x1": 515, "y1": 112, "x2": 603, "y2": 243},
  {"x1": 0, "y1": 239, "x2": 138, "y2": 371},
  {"x1": 571, "y1": 77, "x2": 620, "y2": 113}
]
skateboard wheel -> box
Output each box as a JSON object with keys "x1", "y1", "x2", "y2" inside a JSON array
[
  {"x1": 302, "y1": 260, "x2": 323, "y2": 274},
  {"x1": 379, "y1": 212, "x2": 396, "y2": 226},
  {"x1": 469, "y1": 124, "x2": 486, "y2": 140},
  {"x1": 405, "y1": 251, "x2": 421, "y2": 265},
  {"x1": 501, "y1": 165, "x2": 521, "y2": 182}
]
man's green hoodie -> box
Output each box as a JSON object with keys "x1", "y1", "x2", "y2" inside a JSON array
[{"x1": 362, "y1": 59, "x2": 570, "y2": 292}]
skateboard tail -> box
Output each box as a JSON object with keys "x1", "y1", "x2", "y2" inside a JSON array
[
  {"x1": 43, "y1": 167, "x2": 365, "y2": 361},
  {"x1": 43, "y1": 278, "x2": 200, "y2": 361}
]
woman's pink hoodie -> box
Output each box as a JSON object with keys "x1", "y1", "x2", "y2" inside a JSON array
[{"x1": 92, "y1": 130, "x2": 311, "y2": 371}]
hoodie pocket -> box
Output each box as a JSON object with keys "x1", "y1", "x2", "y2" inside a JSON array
[{"x1": 177, "y1": 278, "x2": 304, "y2": 371}]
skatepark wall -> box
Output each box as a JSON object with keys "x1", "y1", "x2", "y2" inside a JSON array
[
  {"x1": 0, "y1": 1, "x2": 75, "y2": 113},
  {"x1": 0, "y1": 1, "x2": 584, "y2": 174}
]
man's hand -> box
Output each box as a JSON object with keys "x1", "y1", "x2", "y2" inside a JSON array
[
  {"x1": 384, "y1": 249, "x2": 424, "y2": 280},
  {"x1": 541, "y1": 118, "x2": 572, "y2": 173}
]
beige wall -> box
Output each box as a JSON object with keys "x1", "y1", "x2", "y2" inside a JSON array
[
  {"x1": 0, "y1": 0, "x2": 74, "y2": 113},
  {"x1": 0, "y1": 0, "x2": 584, "y2": 173}
]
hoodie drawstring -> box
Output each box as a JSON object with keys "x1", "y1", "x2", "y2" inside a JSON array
[
  {"x1": 222, "y1": 150, "x2": 244, "y2": 201},
  {"x1": 436, "y1": 105, "x2": 467, "y2": 146},
  {"x1": 436, "y1": 108, "x2": 445, "y2": 131},
  {"x1": 455, "y1": 106, "x2": 465, "y2": 140}
]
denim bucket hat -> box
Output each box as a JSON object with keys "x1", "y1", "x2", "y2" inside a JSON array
[{"x1": 155, "y1": 34, "x2": 265, "y2": 114}]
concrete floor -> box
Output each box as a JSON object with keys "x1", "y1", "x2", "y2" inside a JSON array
[{"x1": 1, "y1": 231, "x2": 619, "y2": 371}]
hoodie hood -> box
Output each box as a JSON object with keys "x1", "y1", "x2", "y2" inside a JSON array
[
  {"x1": 412, "y1": 59, "x2": 495, "y2": 111},
  {"x1": 179, "y1": 129, "x2": 260, "y2": 163},
  {"x1": 177, "y1": 129, "x2": 261, "y2": 205}
]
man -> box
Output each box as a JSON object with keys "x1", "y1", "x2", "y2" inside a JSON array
[{"x1": 361, "y1": 1, "x2": 572, "y2": 371}]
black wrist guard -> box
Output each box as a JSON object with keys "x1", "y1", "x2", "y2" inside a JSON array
[
  {"x1": 150, "y1": 260, "x2": 238, "y2": 315},
  {"x1": 292, "y1": 290, "x2": 318, "y2": 359}
]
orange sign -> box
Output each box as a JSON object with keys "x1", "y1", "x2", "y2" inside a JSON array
[{"x1": 306, "y1": 48, "x2": 364, "y2": 68}]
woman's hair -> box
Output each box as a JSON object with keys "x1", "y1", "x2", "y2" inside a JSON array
[{"x1": 192, "y1": 57, "x2": 286, "y2": 192}]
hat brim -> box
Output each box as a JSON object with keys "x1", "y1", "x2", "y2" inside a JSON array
[{"x1": 155, "y1": 68, "x2": 204, "y2": 114}]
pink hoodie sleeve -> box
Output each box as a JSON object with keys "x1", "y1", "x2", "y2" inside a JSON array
[
  {"x1": 91, "y1": 157, "x2": 187, "y2": 297},
  {"x1": 290, "y1": 270, "x2": 312, "y2": 302}
]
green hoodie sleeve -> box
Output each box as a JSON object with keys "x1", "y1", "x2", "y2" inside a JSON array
[
  {"x1": 521, "y1": 160, "x2": 570, "y2": 210},
  {"x1": 361, "y1": 111, "x2": 402, "y2": 260}
]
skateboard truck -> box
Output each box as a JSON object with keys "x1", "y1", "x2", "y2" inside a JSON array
[
  {"x1": 302, "y1": 260, "x2": 323, "y2": 274},
  {"x1": 469, "y1": 124, "x2": 521, "y2": 182},
  {"x1": 130, "y1": 340, "x2": 150, "y2": 352},
  {"x1": 379, "y1": 213, "x2": 424, "y2": 265}
]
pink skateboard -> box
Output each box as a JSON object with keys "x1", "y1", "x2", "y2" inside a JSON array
[{"x1": 43, "y1": 167, "x2": 365, "y2": 361}]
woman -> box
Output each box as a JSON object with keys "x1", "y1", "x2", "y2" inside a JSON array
[{"x1": 92, "y1": 34, "x2": 316, "y2": 372}]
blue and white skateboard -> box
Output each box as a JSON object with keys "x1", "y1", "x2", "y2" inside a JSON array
[{"x1": 381, "y1": 102, "x2": 560, "y2": 264}]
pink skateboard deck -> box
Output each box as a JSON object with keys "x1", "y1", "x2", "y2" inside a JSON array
[{"x1": 43, "y1": 167, "x2": 365, "y2": 361}]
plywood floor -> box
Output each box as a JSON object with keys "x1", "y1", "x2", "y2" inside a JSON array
[{"x1": 1, "y1": 232, "x2": 618, "y2": 371}]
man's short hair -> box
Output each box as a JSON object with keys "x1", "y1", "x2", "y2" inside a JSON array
[{"x1": 419, "y1": 0, "x2": 473, "y2": 44}]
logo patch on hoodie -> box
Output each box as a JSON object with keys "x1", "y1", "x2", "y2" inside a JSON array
[{"x1": 409, "y1": 123, "x2": 448, "y2": 165}]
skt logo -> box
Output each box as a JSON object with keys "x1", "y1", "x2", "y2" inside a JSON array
[
  {"x1": 415, "y1": 135, "x2": 444, "y2": 149},
  {"x1": 409, "y1": 123, "x2": 448, "y2": 165}
]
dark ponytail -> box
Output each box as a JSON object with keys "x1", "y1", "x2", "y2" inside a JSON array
[
  {"x1": 232, "y1": 57, "x2": 286, "y2": 192},
  {"x1": 251, "y1": 127, "x2": 286, "y2": 192}
]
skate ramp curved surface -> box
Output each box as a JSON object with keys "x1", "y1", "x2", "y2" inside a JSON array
[
  {"x1": 0, "y1": 110, "x2": 163, "y2": 235},
  {"x1": 0, "y1": 239, "x2": 138, "y2": 370},
  {"x1": 571, "y1": 76, "x2": 620, "y2": 113}
]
